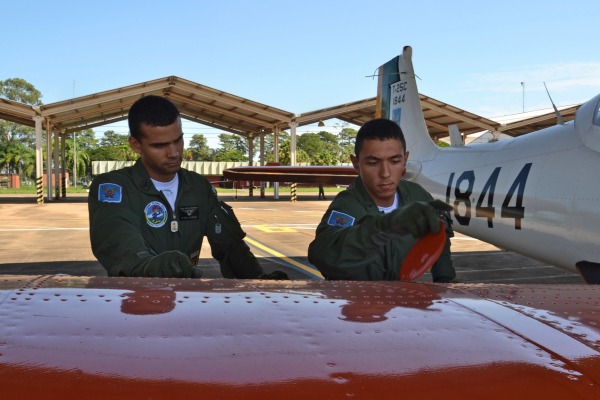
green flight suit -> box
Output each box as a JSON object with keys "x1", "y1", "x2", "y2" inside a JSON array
[
  {"x1": 308, "y1": 177, "x2": 455, "y2": 282},
  {"x1": 88, "y1": 160, "x2": 263, "y2": 278}
]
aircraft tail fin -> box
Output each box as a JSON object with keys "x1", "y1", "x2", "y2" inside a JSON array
[{"x1": 382, "y1": 46, "x2": 438, "y2": 160}]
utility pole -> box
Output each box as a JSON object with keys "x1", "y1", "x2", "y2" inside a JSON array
[{"x1": 521, "y1": 82, "x2": 525, "y2": 113}]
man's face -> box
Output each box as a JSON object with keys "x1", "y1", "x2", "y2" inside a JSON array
[
  {"x1": 350, "y1": 138, "x2": 408, "y2": 207},
  {"x1": 129, "y1": 117, "x2": 184, "y2": 182}
]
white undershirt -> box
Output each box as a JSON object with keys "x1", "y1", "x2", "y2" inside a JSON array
[
  {"x1": 151, "y1": 174, "x2": 179, "y2": 210},
  {"x1": 378, "y1": 193, "x2": 399, "y2": 214}
]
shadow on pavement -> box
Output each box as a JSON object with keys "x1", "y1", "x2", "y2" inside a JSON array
[{"x1": 0, "y1": 261, "x2": 106, "y2": 276}]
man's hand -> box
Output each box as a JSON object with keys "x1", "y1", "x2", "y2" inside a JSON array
[
  {"x1": 137, "y1": 251, "x2": 194, "y2": 278},
  {"x1": 386, "y1": 200, "x2": 452, "y2": 238}
]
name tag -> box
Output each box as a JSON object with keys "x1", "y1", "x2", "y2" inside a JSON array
[{"x1": 178, "y1": 206, "x2": 199, "y2": 221}]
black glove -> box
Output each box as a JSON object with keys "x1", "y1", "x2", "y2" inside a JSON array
[
  {"x1": 383, "y1": 200, "x2": 452, "y2": 238},
  {"x1": 132, "y1": 250, "x2": 194, "y2": 278},
  {"x1": 258, "y1": 270, "x2": 289, "y2": 280}
]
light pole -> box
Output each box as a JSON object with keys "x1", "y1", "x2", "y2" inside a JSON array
[{"x1": 521, "y1": 82, "x2": 525, "y2": 113}]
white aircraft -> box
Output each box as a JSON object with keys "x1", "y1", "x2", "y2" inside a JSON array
[{"x1": 389, "y1": 46, "x2": 600, "y2": 283}]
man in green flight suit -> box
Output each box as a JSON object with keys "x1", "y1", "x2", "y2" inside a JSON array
[
  {"x1": 88, "y1": 95, "x2": 287, "y2": 280},
  {"x1": 308, "y1": 118, "x2": 456, "y2": 282}
]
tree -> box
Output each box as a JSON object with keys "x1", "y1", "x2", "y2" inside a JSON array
[
  {"x1": 188, "y1": 134, "x2": 214, "y2": 160},
  {"x1": 73, "y1": 129, "x2": 98, "y2": 151},
  {"x1": 0, "y1": 78, "x2": 42, "y2": 146},
  {"x1": 0, "y1": 141, "x2": 35, "y2": 178},
  {"x1": 64, "y1": 134, "x2": 94, "y2": 178},
  {"x1": 297, "y1": 131, "x2": 340, "y2": 165},
  {"x1": 213, "y1": 149, "x2": 247, "y2": 162},
  {"x1": 338, "y1": 127, "x2": 357, "y2": 163},
  {"x1": 0, "y1": 79, "x2": 100, "y2": 181},
  {"x1": 89, "y1": 130, "x2": 138, "y2": 161},
  {"x1": 263, "y1": 131, "x2": 288, "y2": 164},
  {"x1": 218, "y1": 133, "x2": 247, "y2": 153},
  {"x1": 0, "y1": 78, "x2": 42, "y2": 105},
  {"x1": 214, "y1": 133, "x2": 252, "y2": 162},
  {"x1": 276, "y1": 140, "x2": 309, "y2": 165}
]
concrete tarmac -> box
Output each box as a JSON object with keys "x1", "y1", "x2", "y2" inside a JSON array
[{"x1": 0, "y1": 192, "x2": 585, "y2": 283}]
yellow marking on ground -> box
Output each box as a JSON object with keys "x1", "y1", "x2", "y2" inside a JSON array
[{"x1": 244, "y1": 237, "x2": 324, "y2": 279}]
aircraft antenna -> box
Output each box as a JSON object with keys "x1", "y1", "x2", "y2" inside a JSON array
[{"x1": 543, "y1": 82, "x2": 565, "y2": 125}]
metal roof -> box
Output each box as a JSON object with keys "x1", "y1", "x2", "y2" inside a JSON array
[
  {"x1": 0, "y1": 97, "x2": 37, "y2": 126},
  {"x1": 0, "y1": 75, "x2": 580, "y2": 139},
  {"x1": 498, "y1": 105, "x2": 580, "y2": 136},
  {"x1": 35, "y1": 76, "x2": 297, "y2": 137}
]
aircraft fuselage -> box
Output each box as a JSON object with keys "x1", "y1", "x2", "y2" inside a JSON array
[{"x1": 412, "y1": 116, "x2": 600, "y2": 273}]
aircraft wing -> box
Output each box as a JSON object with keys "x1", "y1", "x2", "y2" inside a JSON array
[
  {"x1": 223, "y1": 165, "x2": 358, "y2": 185},
  {"x1": 2, "y1": 275, "x2": 600, "y2": 398}
]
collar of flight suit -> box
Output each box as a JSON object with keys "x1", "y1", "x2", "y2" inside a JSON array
[
  {"x1": 352, "y1": 176, "x2": 406, "y2": 213},
  {"x1": 131, "y1": 159, "x2": 192, "y2": 196}
]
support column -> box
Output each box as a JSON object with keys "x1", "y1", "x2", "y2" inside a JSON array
[
  {"x1": 46, "y1": 120, "x2": 53, "y2": 201},
  {"x1": 273, "y1": 125, "x2": 280, "y2": 200},
  {"x1": 73, "y1": 131, "x2": 77, "y2": 189},
  {"x1": 259, "y1": 133, "x2": 265, "y2": 198},
  {"x1": 33, "y1": 115, "x2": 44, "y2": 205},
  {"x1": 53, "y1": 130, "x2": 60, "y2": 200},
  {"x1": 60, "y1": 133, "x2": 67, "y2": 198},
  {"x1": 248, "y1": 134, "x2": 254, "y2": 197},
  {"x1": 289, "y1": 121, "x2": 298, "y2": 203},
  {"x1": 290, "y1": 121, "x2": 297, "y2": 167}
]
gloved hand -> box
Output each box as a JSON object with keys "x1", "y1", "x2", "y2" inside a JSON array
[
  {"x1": 133, "y1": 250, "x2": 194, "y2": 278},
  {"x1": 384, "y1": 200, "x2": 452, "y2": 238},
  {"x1": 258, "y1": 270, "x2": 289, "y2": 280}
]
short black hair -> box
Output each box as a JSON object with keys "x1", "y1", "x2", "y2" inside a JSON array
[
  {"x1": 355, "y1": 118, "x2": 407, "y2": 156},
  {"x1": 128, "y1": 95, "x2": 180, "y2": 140}
]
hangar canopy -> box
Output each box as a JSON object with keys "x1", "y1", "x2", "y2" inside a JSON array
[
  {"x1": 1, "y1": 75, "x2": 573, "y2": 141},
  {"x1": 0, "y1": 74, "x2": 581, "y2": 204}
]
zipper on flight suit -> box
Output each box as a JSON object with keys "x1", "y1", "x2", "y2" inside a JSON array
[{"x1": 157, "y1": 189, "x2": 179, "y2": 234}]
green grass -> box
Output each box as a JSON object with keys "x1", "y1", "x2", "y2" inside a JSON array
[{"x1": 0, "y1": 185, "x2": 90, "y2": 194}]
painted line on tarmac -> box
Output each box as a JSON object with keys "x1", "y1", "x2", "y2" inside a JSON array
[
  {"x1": 244, "y1": 236, "x2": 324, "y2": 280},
  {"x1": 242, "y1": 223, "x2": 317, "y2": 231}
]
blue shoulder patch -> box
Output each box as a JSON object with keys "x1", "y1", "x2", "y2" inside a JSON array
[
  {"x1": 327, "y1": 210, "x2": 355, "y2": 227},
  {"x1": 98, "y1": 183, "x2": 122, "y2": 203}
]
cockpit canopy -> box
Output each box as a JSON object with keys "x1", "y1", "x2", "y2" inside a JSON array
[
  {"x1": 576, "y1": 93, "x2": 600, "y2": 152},
  {"x1": 594, "y1": 97, "x2": 600, "y2": 127}
]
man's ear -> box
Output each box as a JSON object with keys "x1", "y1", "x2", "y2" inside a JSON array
[
  {"x1": 129, "y1": 136, "x2": 142, "y2": 155},
  {"x1": 350, "y1": 154, "x2": 359, "y2": 169},
  {"x1": 401, "y1": 151, "x2": 409, "y2": 177}
]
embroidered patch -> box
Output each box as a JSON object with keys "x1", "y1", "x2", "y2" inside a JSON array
[
  {"x1": 327, "y1": 210, "x2": 355, "y2": 227},
  {"x1": 98, "y1": 183, "x2": 122, "y2": 203},
  {"x1": 144, "y1": 201, "x2": 168, "y2": 228},
  {"x1": 178, "y1": 206, "x2": 199, "y2": 221}
]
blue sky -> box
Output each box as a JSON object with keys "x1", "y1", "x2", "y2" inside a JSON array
[{"x1": 3, "y1": 0, "x2": 599, "y2": 146}]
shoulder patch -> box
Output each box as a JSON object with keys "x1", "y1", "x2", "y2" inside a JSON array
[
  {"x1": 327, "y1": 210, "x2": 355, "y2": 227},
  {"x1": 98, "y1": 183, "x2": 122, "y2": 203}
]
